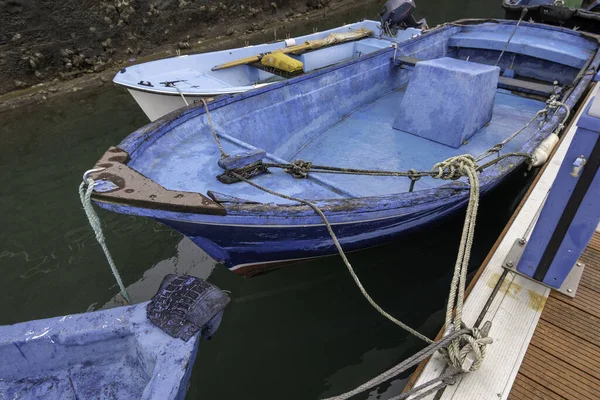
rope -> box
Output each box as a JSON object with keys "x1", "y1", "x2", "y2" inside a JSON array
[
  {"x1": 228, "y1": 170, "x2": 433, "y2": 344},
  {"x1": 495, "y1": 9, "x2": 527, "y2": 67},
  {"x1": 475, "y1": 109, "x2": 547, "y2": 162},
  {"x1": 174, "y1": 85, "x2": 190, "y2": 106},
  {"x1": 201, "y1": 98, "x2": 228, "y2": 159},
  {"x1": 323, "y1": 328, "x2": 469, "y2": 400},
  {"x1": 79, "y1": 178, "x2": 131, "y2": 304},
  {"x1": 201, "y1": 102, "x2": 498, "y2": 397}
]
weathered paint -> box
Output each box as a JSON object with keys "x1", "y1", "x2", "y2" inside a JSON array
[
  {"x1": 0, "y1": 302, "x2": 199, "y2": 400},
  {"x1": 517, "y1": 98, "x2": 600, "y2": 287},
  {"x1": 90, "y1": 20, "x2": 600, "y2": 273}
]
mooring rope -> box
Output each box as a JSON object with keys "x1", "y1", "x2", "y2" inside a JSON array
[
  {"x1": 228, "y1": 169, "x2": 433, "y2": 343},
  {"x1": 495, "y1": 9, "x2": 528, "y2": 67},
  {"x1": 197, "y1": 101, "x2": 499, "y2": 398},
  {"x1": 79, "y1": 177, "x2": 131, "y2": 304},
  {"x1": 201, "y1": 98, "x2": 229, "y2": 158},
  {"x1": 323, "y1": 328, "x2": 470, "y2": 400}
]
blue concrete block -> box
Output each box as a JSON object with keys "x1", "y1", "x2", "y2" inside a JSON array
[{"x1": 393, "y1": 57, "x2": 500, "y2": 148}]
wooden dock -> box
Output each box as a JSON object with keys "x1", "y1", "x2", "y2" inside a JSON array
[
  {"x1": 509, "y1": 232, "x2": 600, "y2": 400},
  {"x1": 406, "y1": 82, "x2": 600, "y2": 399}
]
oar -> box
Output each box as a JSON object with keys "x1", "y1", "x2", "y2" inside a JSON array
[{"x1": 211, "y1": 28, "x2": 373, "y2": 71}]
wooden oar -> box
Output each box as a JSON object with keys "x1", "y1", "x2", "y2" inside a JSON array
[{"x1": 211, "y1": 28, "x2": 373, "y2": 71}]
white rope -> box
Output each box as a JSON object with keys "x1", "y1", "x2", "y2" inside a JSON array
[
  {"x1": 228, "y1": 170, "x2": 433, "y2": 344},
  {"x1": 201, "y1": 104, "x2": 493, "y2": 394},
  {"x1": 79, "y1": 178, "x2": 131, "y2": 304},
  {"x1": 431, "y1": 155, "x2": 493, "y2": 372},
  {"x1": 174, "y1": 85, "x2": 189, "y2": 106}
]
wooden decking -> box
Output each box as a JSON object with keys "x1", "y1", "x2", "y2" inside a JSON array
[{"x1": 509, "y1": 233, "x2": 600, "y2": 400}]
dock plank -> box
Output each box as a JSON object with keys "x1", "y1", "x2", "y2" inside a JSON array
[
  {"x1": 549, "y1": 284, "x2": 600, "y2": 318},
  {"x1": 529, "y1": 320, "x2": 600, "y2": 380},
  {"x1": 519, "y1": 345, "x2": 600, "y2": 400},
  {"x1": 509, "y1": 232, "x2": 600, "y2": 399},
  {"x1": 408, "y1": 84, "x2": 600, "y2": 400},
  {"x1": 540, "y1": 295, "x2": 600, "y2": 346},
  {"x1": 509, "y1": 374, "x2": 565, "y2": 400}
]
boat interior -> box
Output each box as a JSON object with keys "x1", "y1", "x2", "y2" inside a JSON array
[
  {"x1": 0, "y1": 330, "x2": 151, "y2": 398},
  {"x1": 125, "y1": 22, "x2": 598, "y2": 205}
]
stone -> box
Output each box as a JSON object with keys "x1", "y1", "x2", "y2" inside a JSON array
[{"x1": 393, "y1": 57, "x2": 500, "y2": 148}]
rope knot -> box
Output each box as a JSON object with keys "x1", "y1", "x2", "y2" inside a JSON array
[
  {"x1": 286, "y1": 160, "x2": 313, "y2": 179},
  {"x1": 441, "y1": 321, "x2": 493, "y2": 373},
  {"x1": 431, "y1": 155, "x2": 478, "y2": 180}
]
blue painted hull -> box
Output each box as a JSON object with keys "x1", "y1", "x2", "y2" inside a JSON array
[
  {"x1": 162, "y1": 196, "x2": 466, "y2": 274},
  {"x1": 89, "y1": 20, "x2": 600, "y2": 275},
  {"x1": 0, "y1": 302, "x2": 199, "y2": 400}
]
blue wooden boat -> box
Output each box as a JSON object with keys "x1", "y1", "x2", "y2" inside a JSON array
[
  {"x1": 503, "y1": 0, "x2": 600, "y2": 33},
  {"x1": 86, "y1": 19, "x2": 600, "y2": 276},
  {"x1": 114, "y1": 20, "x2": 422, "y2": 121},
  {"x1": 0, "y1": 302, "x2": 198, "y2": 400}
]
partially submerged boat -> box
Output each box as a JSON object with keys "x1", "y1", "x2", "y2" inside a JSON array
[
  {"x1": 0, "y1": 302, "x2": 198, "y2": 400},
  {"x1": 114, "y1": 20, "x2": 422, "y2": 121},
  {"x1": 0, "y1": 274, "x2": 229, "y2": 399},
  {"x1": 503, "y1": 0, "x2": 600, "y2": 33},
  {"x1": 86, "y1": 19, "x2": 600, "y2": 276}
]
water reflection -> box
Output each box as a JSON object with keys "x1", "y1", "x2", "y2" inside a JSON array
[{"x1": 102, "y1": 238, "x2": 217, "y2": 308}]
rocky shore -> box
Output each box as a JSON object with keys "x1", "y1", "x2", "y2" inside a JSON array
[{"x1": 1, "y1": 0, "x2": 378, "y2": 112}]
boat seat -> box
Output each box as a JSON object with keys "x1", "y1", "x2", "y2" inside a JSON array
[
  {"x1": 395, "y1": 56, "x2": 555, "y2": 96},
  {"x1": 393, "y1": 57, "x2": 499, "y2": 148},
  {"x1": 447, "y1": 31, "x2": 589, "y2": 68}
]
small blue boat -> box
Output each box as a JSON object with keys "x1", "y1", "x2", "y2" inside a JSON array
[
  {"x1": 114, "y1": 20, "x2": 422, "y2": 121},
  {"x1": 86, "y1": 19, "x2": 600, "y2": 276},
  {"x1": 0, "y1": 302, "x2": 198, "y2": 400},
  {"x1": 503, "y1": 0, "x2": 600, "y2": 33}
]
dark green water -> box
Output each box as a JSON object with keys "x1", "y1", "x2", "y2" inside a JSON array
[{"x1": 0, "y1": 1, "x2": 514, "y2": 398}]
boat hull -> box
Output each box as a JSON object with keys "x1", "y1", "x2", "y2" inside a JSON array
[
  {"x1": 128, "y1": 89, "x2": 217, "y2": 122},
  {"x1": 90, "y1": 20, "x2": 600, "y2": 276},
  {"x1": 96, "y1": 189, "x2": 470, "y2": 276}
]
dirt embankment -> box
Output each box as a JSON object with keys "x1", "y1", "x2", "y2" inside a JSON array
[{"x1": 1, "y1": 0, "x2": 373, "y2": 110}]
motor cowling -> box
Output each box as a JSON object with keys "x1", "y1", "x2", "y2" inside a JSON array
[{"x1": 379, "y1": 0, "x2": 427, "y2": 30}]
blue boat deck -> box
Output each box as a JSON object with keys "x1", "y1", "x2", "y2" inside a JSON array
[
  {"x1": 294, "y1": 88, "x2": 544, "y2": 196},
  {"x1": 130, "y1": 87, "x2": 545, "y2": 203}
]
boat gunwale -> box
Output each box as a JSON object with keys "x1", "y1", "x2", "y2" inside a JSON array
[
  {"x1": 90, "y1": 19, "x2": 600, "y2": 222},
  {"x1": 112, "y1": 19, "x2": 390, "y2": 96}
]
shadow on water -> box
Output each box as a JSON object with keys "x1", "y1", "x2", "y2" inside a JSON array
[{"x1": 0, "y1": 1, "x2": 512, "y2": 398}]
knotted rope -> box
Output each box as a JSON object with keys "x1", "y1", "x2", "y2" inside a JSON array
[{"x1": 79, "y1": 176, "x2": 131, "y2": 304}]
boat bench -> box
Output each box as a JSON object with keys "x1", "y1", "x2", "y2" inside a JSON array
[
  {"x1": 447, "y1": 31, "x2": 589, "y2": 68},
  {"x1": 395, "y1": 56, "x2": 555, "y2": 96},
  {"x1": 393, "y1": 57, "x2": 499, "y2": 148}
]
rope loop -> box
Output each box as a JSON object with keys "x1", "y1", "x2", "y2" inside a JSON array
[
  {"x1": 286, "y1": 159, "x2": 313, "y2": 179},
  {"x1": 440, "y1": 324, "x2": 493, "y2": 373},
  {"x1": 431, "y1": 155, "x2": 478, "y2": 180}
]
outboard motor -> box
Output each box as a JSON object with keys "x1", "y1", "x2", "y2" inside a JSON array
[{"x1": 380, "y1": 0, "x2": 427, "y2": 35}]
